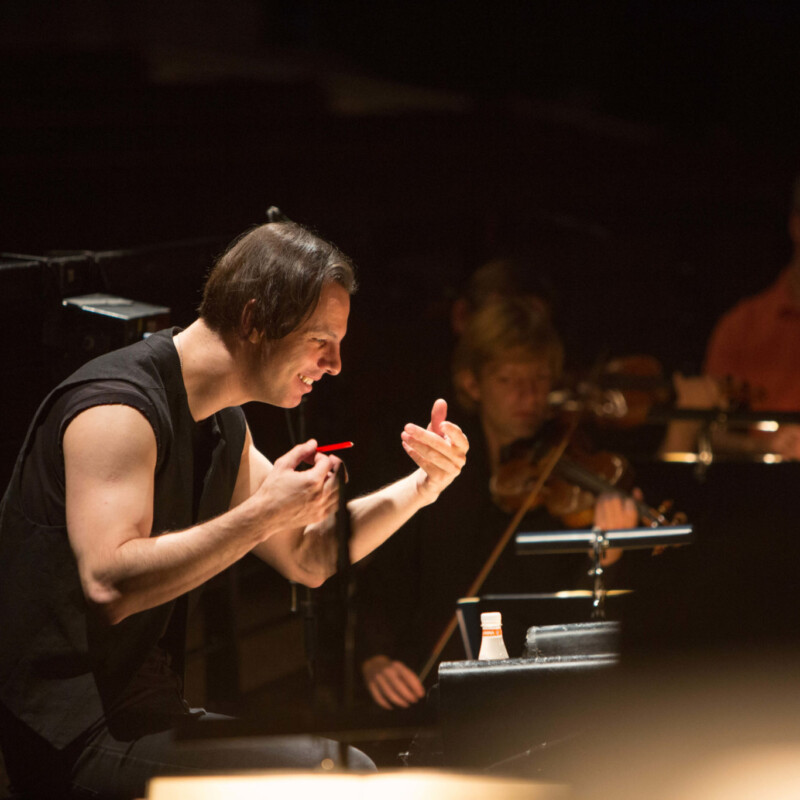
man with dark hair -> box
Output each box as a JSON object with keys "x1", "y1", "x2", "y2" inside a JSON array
[{"x1": 0, "y1": 213, "x2": 469, "y2": 798}]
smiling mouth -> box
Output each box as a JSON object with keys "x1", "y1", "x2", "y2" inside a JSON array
[{"x1": 299, "y1": 374, "x2": 314, "y2": 386}]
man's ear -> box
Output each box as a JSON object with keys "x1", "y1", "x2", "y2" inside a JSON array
[
  {"x1": 455, "y1": 368, "x2": 481, "y2": 403},
  {"x1": 240, "y1": 299, "x2": 261, "y2": 343}
]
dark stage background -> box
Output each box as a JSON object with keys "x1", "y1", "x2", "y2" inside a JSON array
[{"x1": 2, "y1": 0, "x2": 800, "y2": 756}]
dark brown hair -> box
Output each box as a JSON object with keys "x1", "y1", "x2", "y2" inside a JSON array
[{"x1": 199, "y1": 210, "x2": 357, "y2": 340}]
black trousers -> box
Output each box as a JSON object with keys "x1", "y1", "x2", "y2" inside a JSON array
[{"x1": 1, "y1": 702, "x2": 375, "y2": 799}]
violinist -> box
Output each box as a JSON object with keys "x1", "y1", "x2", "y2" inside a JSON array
[
  {"x1": 0, "y1": 213, "x2": 470, "y2": 799},
  {"x1": 356, "y1": 298, "x2": 638, "y2": 712}
]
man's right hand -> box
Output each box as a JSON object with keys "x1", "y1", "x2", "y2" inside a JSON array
[
  {"x1": 252, "y1": 440, "x2": 341, "y2": 536},
  {"x1": 361, "y1": 654, "x2": 426, "y2": 710}
]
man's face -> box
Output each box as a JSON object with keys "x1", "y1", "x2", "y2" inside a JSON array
[
  {"x1": 465, "y1": 348, "x2": 553, "y2": 447},
  {"x1": 252, "y1": 282, "x2": 350, "y2": 408}
]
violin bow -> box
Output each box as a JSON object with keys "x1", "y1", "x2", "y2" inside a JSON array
[{"x1": 418, "y1": 416, "x2": 579, "y2": 683}]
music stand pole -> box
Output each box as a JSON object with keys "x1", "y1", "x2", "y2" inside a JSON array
[
  {"x1": 516, "y1": 525, "x2": 693, "y2": 623},
  {"x1": 335, "y1": 467, "x2": 354, "y2": 768},
  {"x1": 589, "y1": 531, "x2": 607, "y2": 620}
]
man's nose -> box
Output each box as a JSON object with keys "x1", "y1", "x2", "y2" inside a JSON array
[{"x1": 322, "y1": 344, "x2": 342, "y2": 375}]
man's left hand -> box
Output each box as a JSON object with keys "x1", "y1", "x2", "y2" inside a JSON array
[{"x1": 401, "y1": 399, "x2": 469, "y2": 503}]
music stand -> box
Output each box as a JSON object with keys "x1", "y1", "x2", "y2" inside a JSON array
[{"x1": 515, "y1": 525, "x2": 693, "y2": 619}]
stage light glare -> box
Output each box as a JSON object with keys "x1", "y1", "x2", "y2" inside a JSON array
[
  {"x1": 146, "y1": 769, "x2": 568, "y2": 800},
  {"x1": 673, "y1": 745, "x2": 800, "y2": 800}
]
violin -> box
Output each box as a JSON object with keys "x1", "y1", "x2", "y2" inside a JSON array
[
  {"x1": 489, "y1": 421, "x2": 677, "y2": 528},
  {"x1": 551, "y1": 354, "x2": 764, "y2": 429}
]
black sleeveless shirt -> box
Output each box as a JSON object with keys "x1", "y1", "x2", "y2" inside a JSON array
[{"x1": 0, "y1": 329, "x2": 246, "y2": 748}]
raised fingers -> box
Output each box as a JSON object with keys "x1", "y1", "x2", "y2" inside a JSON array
[
  {"x1": 441, "y1": 420, "x2": 470, "y2": 453},
  {"x1": 403, "y1": 422, "x2": 468, "y2": 462},
  {"x1": 428, "y1": 398, "x2": 448, "y2": 436}
]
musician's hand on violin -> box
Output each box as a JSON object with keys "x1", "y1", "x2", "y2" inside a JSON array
[
  {"x1": 593, "y1": 490, "x2": 640, "y2": 566},
  {"x1": 769, "y1": 425, "x2": 800, "y2": 461},
  {"x1": 672, "y1": 372, "x2": 726, "y2": 409},
  {"x1": 402, "y1": 399, "x2": 469, "y2": 504},
  {"x1": 362, "y1": 655, "x2": 426, "y2": 710},
  {"x1": 660, "y1": 374, "x2": 726, "y2": 455},
  {"x1": 594, "y1": 490, "x2": 639, "y2": 529}
]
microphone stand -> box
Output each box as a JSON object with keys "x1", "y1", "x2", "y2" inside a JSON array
[
  {"x1": 284, "y1": 399, "x2": 319, "y2": 688},
  {"x1": 335, "y1": 465, "x2": 355, "y2": 767}
]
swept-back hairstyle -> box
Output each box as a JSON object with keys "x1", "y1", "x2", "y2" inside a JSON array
[
  {"x1": 453, "y1": 297, "x2": 563, "y2": 413},
  {"x1": 199, "y1": 207, "x2": 357, "y2": 340}
]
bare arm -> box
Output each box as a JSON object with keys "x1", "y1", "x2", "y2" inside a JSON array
[
  {"x1": 65, "y1": 405, "x2": 338, "y2": 624},
  {"x1": 346, "y1": 399, "x2": 468, "y2": 563},
  {"x1": 252, "y1": 399, "x2": 469, "y2": 583}
]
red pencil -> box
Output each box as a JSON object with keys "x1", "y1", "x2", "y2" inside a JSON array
[{"x1": 316, "y1": 441, "x2": 354, "y2": 453}]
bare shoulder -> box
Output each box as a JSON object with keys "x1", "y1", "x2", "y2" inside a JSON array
[
  {"x1": 63, "y1": 404, "x2": 158, "y2": 562},
  {"x1": 63, "y1": 404, "x2": 157, "y2": 476}
]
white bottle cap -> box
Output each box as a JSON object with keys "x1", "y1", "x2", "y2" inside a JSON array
[{"x1": 480, "y1": 611, "x2": 502, "y2": 628}]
